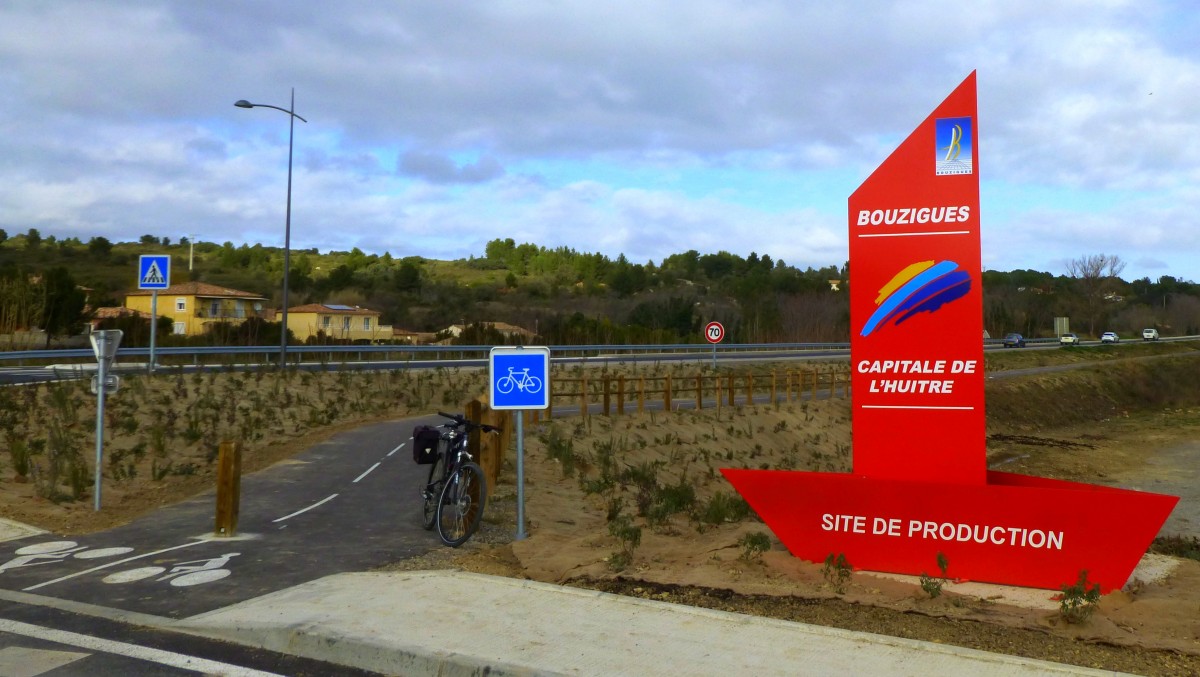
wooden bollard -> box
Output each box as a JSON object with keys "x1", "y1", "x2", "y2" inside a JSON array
[
  {"x1": 215, "y1": 440, "x2": 242, "y2": 537},
  {"x1": 664, "y1": 374, "x2": 673, "y2": 411},
  {"x1": 727, "y1": 374, "x2": 735, "y2": 406}
]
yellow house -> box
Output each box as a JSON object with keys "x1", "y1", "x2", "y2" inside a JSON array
[
  {"x1": 124, "y1": 282, "x2": 269, "y2": 336},
  {"x1": 287, "y1": 304, "x2": 388, "y2": 342}
]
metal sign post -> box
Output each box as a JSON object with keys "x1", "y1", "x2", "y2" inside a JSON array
[
  {"x1": 89, "y1": 329, "x2": 123, "y2": 511},
  {"x1": 705, "y1": 321, "x2": 725, "y2": 369},
  {"x1": 138, "y1": 255, "x2": 170, "y2": 372},
  {"x1": 489, "y1": 346, "x2": 551, "y2": 541}
]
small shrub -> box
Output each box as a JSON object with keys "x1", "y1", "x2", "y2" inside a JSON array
[
  {"x1": 822, "y1": 552, "x2": 852, "y2": 594},
  {"x1": 738, "y1": 531, "x2": 771, "y2": 561},
  {"x1": 919, "y1": 552, "x2": 950, "y2": 599},
  {"x1": 695, "y1": 491, "x2": 750, "y2": 525},
  {"x1": 1058, "y1": 570, "x2": 1101, "y2": 624}
]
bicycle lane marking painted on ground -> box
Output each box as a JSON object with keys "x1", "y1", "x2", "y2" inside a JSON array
[
  {"x1": 352, "y1": 462, "x2": 382, "y2": 483},
  {"x1": 271, "y1": 435, "x2": 410, "y2": 523},
  {"x1": 271, "y1": 494, "x2": 339, "y2": 524},
  {"x1": 22, "y1": 541, "x2": 209, "y2": 592}
]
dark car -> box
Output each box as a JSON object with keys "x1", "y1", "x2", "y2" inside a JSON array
[{"x1": 1002, "y1": 333, "x2": 1026, "y2": 348}]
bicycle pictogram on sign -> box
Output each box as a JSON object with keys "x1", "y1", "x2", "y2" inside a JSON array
[{"x1": 495, "y1": 367, "x2": 543, "y2": 395}]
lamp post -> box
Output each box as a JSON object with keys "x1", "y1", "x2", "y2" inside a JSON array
[{"x1": 235, "y1": 89, "x2": 307, "y2": 368}]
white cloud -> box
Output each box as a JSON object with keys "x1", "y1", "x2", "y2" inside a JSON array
[{"x1": 0, "y1": 0, "x2": 1197, "y2": 281}]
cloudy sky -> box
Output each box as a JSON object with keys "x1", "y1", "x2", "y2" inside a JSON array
[{"x1": 2, "y1": 1, "x2": 1198, "y2": 281}]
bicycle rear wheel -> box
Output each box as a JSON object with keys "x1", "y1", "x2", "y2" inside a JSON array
[
  {"x1": 436, "y1": 461, "x2": 487, "y2": 547},
  {"x1": 421, "y1": 453, "x2": 446, "y2": 531}
]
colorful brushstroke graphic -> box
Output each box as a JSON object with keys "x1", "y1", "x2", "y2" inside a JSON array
[{"x1": 860, "y1": 260, "x2": 971, "y2": 336}]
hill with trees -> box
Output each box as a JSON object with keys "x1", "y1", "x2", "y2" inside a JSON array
[{"x1": 1, "y1": 227, "x2": 1197, "y2": 348}]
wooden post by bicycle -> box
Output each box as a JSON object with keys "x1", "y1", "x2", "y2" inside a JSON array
[{"x1": 214, "y1": 440, "x2": 242, "y2": 537}]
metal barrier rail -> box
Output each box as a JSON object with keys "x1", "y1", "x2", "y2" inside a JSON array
[{"x1": 0, "y1": 342, "x2": 852, "y2": 367}]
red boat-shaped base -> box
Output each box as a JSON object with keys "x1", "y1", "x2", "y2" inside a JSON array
[{"x1": 720, "y1": 469, "x2": 1178, "y2": 592}]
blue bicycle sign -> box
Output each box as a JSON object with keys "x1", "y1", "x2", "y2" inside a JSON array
[{"x1": 489, "y1": 346, "x2": 550, "y2": 410}]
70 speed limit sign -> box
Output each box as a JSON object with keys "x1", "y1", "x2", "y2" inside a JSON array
[{"x1": 705, "y1": 321, "x2": 725, "y2": 344}]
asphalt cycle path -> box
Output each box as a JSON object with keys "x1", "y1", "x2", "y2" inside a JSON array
[{"x1": 0, "y1": 415, "x2": 443, "y2": 619}]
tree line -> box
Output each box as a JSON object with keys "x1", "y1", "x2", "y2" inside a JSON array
[{"x1": 1, "y1": 228, "x2": 1198, "y2": 348}]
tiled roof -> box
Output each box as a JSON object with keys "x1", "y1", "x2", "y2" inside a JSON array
[
  {"x1": 288, "y1": 303, "x2": 380, "y2": 315},
  {"x1": 126, "y1": 281, "x2": 266, "y2": 299},
  {"x1": 92, "y1": 306, "x2": 152, "y2": 320}
]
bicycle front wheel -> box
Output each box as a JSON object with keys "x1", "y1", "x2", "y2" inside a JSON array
[
  {"x1": 436, "y1": 462, "x2": 487, "y2": 547},
  {"x1": 421, "y1": 452, "x2": 446, "y2": 531}
]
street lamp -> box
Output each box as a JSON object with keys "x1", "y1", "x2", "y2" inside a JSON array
[{"x1": 234, "y1": 90, "x2": 307, "y2": 368}]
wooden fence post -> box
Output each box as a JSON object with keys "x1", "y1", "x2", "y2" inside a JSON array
[
  {"x1": 715, "y1": 375, "x2": 722, "y2": 414},
  {"x1": 695, "y1": 373, "x2": 702, "y2": 411},
  {"x1": 617, "y1": 375, "x2": 625, "y2": 416},
  {"x1": 603, "y1": 375, "x2": 611, "y2": 416},
  {"x1": 771, "y1": 371, "x2": 777, "y2": 409},
  {"x1": 664, "y1": 374, "x2": 673, "y2": 411},
  {"x1": 638, "y1": 377, "x2": 645, "y2": 414},
  {"x1": 215, "y1": 440, "x2": 242, "y2": 537},
  {"x1": 746, "y1": 373, "x2": 754, "y2": 407},
  {"x1": 581, "y1": 376, "x2": 589, "y2": 420},
  {"x1": 811, "y1": 370, "x2": 818, "y2": 400},
  {"x1": 727, "y1": 374, "x2": 735, "y2": 406}
]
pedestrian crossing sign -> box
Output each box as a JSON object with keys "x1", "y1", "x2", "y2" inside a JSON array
[{"x1": 138, "y1": 255, "x2": 171, "y2": 290}]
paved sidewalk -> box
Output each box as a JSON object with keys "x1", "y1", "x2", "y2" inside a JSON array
[{"x1": 176, "y1": 571, "x2": 1129, "y2": 677}]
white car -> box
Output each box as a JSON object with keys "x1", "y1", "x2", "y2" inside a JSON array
[
  {"x1": 1101, "y1": 332, "x2": 1119, "y2": 344},
  {"x1": 1142, "y1": 328, "x2": 1159, "y2": 341},
  {"x1": 1059, "y1": 333, "x2": 1081, "y2": 346}
]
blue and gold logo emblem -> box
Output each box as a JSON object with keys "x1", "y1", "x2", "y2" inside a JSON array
[{"x1": 935, "y1": 117, "x2": 973, "y2": 175}]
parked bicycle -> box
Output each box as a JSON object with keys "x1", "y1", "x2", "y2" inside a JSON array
[{"x1": 414, "y1": 411, "x2": 499, "y2": 547}]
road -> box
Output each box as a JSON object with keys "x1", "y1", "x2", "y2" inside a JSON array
[{"x1": 0, "y1": 416, "x2": 441, "y2": 675}]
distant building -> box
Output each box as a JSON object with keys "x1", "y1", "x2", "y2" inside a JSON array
[
  {"x1": 287, "y1": 303, "x2": 389, "y2": 342},
  {"x1": 443, "y1": 322, "x2": 534, "y2": 341},
  {"x1": 125, "y1": 282, "x2": 268, "y2": 336},
  {"x1": 88, "y1": 306, "x2": 153, "y2": 332},
  {"x1": 391, "y1": 327, "x2": 437, "y2": 344}
]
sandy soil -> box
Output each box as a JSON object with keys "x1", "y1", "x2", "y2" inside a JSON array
[
  {"x1": 5, "y1": 365, "x2": 1200, "y2": 675},
  {"x1": 441, "y1": 402, "x2": 1200, "y2": 677}
]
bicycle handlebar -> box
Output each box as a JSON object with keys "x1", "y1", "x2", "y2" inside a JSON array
[{"x1": 437, "y1": 411, "x2": 501, "y2": 434}]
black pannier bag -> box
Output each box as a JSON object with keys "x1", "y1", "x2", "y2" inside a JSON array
[{"x1": 412, "y1": 425, "x2": 441, "y2": 464}]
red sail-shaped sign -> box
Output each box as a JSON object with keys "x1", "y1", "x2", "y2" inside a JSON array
[
  {"x1": 722, "y1": 73, "x2": 1178, "y2": 592},
  {"x1": 848, "y1": 72, "x2": 985, "y2": 485}
]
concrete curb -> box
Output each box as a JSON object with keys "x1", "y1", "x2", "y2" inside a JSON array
[{"x1": 175, "y1": 571, "x2": 1131, "y2": 677}]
